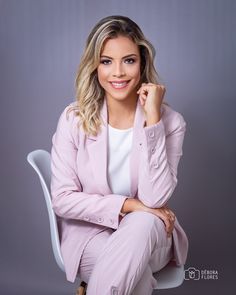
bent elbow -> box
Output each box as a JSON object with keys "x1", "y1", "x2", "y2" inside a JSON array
[
  {"x1": 140, "y1": 179, "x2": 177, "y2": 208},
  {"x1": 51, "y1": 191, "x2": 69, "y2": 218},
  {"x1": 51, "y1": 197, "x2": 64, "y2": 217}
]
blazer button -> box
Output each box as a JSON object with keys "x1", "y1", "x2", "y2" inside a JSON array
[
  {"x1": 153, "y1": 162, "x2": 158, "y2": 168},
  {"x1": 111, "y1": 287, "x2": 119, "y2": 295},
  {"x1": 149, "y1": 131, "x2": 155, "y2": 138},
  {"x1": 84, "y1": 216, "x2": 90, "y2": 221},
  {"x1": 97, "y1": 217, "x2": 104, "y2": 223}
]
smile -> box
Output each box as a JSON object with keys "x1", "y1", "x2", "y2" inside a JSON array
[{"x1": 110, "y1": 80, "x2": 130, "y2": 89}]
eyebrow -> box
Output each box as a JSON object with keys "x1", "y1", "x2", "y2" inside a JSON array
[{"x1": 100, "y1": 54, "x2": 138, "y2": 59}]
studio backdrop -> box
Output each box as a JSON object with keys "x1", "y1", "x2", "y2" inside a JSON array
[{"x1": 0, "y1": 0, "x2": 235, "y2": 294}]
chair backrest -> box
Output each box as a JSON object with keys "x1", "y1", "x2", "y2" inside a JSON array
[
  {"x1": 27, "y1": 149, "x2": 65, "y2": 272},
  {"x1": 27, "y1": 150, "x2": 185, "y2": 288}
]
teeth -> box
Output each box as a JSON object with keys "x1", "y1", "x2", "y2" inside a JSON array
[{"x1": 111, "y1": 81, "x2": 128, "y2": 88}]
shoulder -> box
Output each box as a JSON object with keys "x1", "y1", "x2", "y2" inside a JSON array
[
  {"x1": 55, "y1": 100, "x2": 81, "y2": 139},
  {"x1": 58, "y1": 100, "x2": 79, "y2": 125},
  {"x1": 61, "y1": 100, "x2": 78, "y2": 118},
  {"x1": 161, "y1": 103, "x2": 186, "y2": 135}
]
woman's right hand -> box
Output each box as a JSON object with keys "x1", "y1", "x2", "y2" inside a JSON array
[{"x1": 121, "y1": 198, "x2": 175, "y2": 237}]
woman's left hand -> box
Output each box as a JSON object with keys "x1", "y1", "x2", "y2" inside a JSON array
[
  {"x1": 147, "y1": 205, "x2": 175, "y2": 238},
  {"x1": 137, "y1": 83, "x2": 166, "y2": 122}
]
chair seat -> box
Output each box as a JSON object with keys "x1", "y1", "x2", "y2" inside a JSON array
[{"x1": 153, "y1": 261, "x2": 184, "y2": 289}]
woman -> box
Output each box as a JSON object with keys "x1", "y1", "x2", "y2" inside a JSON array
[{"x1": 50, "y1": 15, "x2": 188, "y2": 295}]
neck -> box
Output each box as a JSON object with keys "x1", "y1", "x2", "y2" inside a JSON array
[{"x1": 106, "y1": 95, "x2": 138, "y2": 128}]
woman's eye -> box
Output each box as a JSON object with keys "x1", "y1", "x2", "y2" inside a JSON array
[
  {"x1": 125, "y1": 58, "x2": 135, "y2": 64},
  {"x1": 100, "y1": 59, "x2": 111, "y2": 65},
  {"x1": 100, "y1": 58, "x2": 135, "y2": 65}
]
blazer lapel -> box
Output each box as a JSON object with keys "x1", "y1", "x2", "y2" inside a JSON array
[
  {"x1": 129, "y1": 99, "x2": 146, "y2": 197},
  {"x1": 87, "y1": 99, "x2": 112, "y2": 195}
]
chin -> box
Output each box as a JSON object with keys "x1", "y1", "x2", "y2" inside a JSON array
[
  {"x1": 105, "y1": 83, "x2": 138, "y2": 101},
  {"x1": 107, "y1": 92, "x2": 136, "y2": 102}
]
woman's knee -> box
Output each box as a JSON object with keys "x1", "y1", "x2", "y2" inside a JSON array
[
  {"x1": 120, "y1": 211, "x2": 164, "y2": 243},
  {"x1": 122, "y1": 211, "x2": 163, "y2": 230}
]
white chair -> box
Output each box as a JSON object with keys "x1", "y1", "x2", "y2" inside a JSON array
[{"x1": 27, "y1": 149, "x2": 185, "y2": 292}]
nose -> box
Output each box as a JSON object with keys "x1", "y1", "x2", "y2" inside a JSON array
[{"x1": 112, "y1": 62, "x2": 125, "y2": 77}]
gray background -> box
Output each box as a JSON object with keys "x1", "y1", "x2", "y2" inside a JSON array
[{"x1": 0, "y1": 0, "x2": 235, "y2": 294}]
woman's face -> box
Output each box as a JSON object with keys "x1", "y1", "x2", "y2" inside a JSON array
[{"x1": 97, "y1": 35, "x2": 141, "y2": 103}]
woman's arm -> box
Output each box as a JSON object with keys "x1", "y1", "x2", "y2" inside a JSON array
[
  {"x1": 137, "y1": 111, "x2": 187, "y2": 208},
  {"x1": 136, "y1": 83, "x2": 187, "y2": 208},
  {"x1": 50, "y1": 105, "x2": 128, "y2": 230},
  {"x1": 120, "y1": 198, "x2": 175, "y2": 237}
]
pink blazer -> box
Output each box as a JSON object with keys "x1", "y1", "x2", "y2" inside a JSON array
[{"x1": 50, "y1": 98, "x2": 189, "y2": 282}]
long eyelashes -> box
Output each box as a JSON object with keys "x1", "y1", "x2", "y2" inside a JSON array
[
  {"x1": 100, "y1": 58, "x2": 136, "y2": 65},
  {"x1": 100, "y1": 59, "x2": 111, "y2": 65},
  {"x1": 125, "y1": 58, "x2": 135, "y2": 64}
]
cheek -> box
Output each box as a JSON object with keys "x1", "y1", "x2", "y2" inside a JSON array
[
  {"x1": 97, "y1": 66, "x2": 109, "y2": 82},
  {"x1": 128, "y1": 65, "x2": 140, "y2": 80},
  {"x1": 131, "y1": 66, "x2": 141, "y2": 88}
]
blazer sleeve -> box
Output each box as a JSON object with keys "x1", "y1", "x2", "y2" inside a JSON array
[
  {"x1": 137, "y1": 110, "x2": 187, "y2": 208},
  {"x1": 50, "y1": 105, "x2": 127, "y2": 230}
]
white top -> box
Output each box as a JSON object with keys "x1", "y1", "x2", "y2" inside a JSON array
[{"x1": 107, "y1": 124, "x2": 133, "y2": 196}]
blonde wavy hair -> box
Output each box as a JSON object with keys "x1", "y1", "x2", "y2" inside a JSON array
[{"x1": 67, "y1": 15, "x2": 168, "y2": 136}]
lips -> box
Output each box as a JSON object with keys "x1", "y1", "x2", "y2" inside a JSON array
[{"x1": 109, "y1": 80, "x2": 130, "y2": 89}]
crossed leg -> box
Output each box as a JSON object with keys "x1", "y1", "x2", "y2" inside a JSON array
[{"x1": 77, "y1": 211, "x2": 173, "y2": 295}]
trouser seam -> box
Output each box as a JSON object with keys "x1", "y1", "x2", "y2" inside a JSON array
[{"x1": 127, "y1": 230, "x2": 155, "y2": 294}]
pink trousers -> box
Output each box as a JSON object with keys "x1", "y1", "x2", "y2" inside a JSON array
[{"x1": 77, "y1": 211, "x2": 173, "y2": 295}]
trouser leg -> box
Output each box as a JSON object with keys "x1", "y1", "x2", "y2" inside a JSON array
[
  {"x1": 86, "y1": 211, "x2": 172, "y2": 295},
  {"x1": 77, "y1": 228, "x2": 114, "y2": 284},
  {"x1": 131, "y1": 235, "x2": 173, "y2": 295},
  {"x1": 130, "y1": 264, "x2": 156, "y2": 295}
]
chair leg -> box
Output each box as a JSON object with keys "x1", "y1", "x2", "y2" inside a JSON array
[{"x1": 76, "y1": 281, "x2": 87, "y2": 295}]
